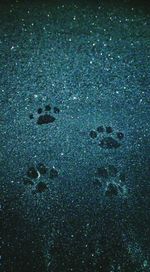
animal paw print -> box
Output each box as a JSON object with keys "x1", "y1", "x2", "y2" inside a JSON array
[
  {"x1": 22, "y1": 163, "x2": 59, "y2": 194},
  {"x1": 89, "y1": 126, "x2": 124, "y2": 149},
  {"x1": 93, "y1": 164, "x2": 127, "y2": 198},
  {"x1": 29, "y1": 104, "x2": 60, "y2": 125}
]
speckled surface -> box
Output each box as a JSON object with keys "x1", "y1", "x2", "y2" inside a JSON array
[{"x1": 1, "y1": 0, "x2": 150, "y2": 271}]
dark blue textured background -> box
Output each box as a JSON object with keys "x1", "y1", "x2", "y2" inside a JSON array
[{"x1": 1, "y1": 0, "x2": 150, "y2": 271}]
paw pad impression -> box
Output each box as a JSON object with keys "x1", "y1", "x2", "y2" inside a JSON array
[
  {"x1": 89, "y1": 126, "x2": 124, "y2": 149},
  {"x1": 23, "y1": 163, "x2": 59, "y2": 194},
  {"x1": 93, "y1": 164, "x2": 127, "y2": 198},
  {"x1": 29, "y1": 104, "x2": 60, "y2": 125}
]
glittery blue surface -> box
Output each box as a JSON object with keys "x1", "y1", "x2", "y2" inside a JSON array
[{"x1": 1, "y1": 1, "x2": 150, "y2": 271}]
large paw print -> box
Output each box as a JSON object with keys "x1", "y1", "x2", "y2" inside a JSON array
[
  {"x1": 89, "y1": 126, "x2": 124, "y2": 149},
  {"x1": 29, "y1": 104, "x2": 60, "y2": 125},
  {"x1": 93, "y1": 164, "x2": 127, "y2": 198},
  {"x1": 22, "y1": 163, "x2": 59, "y2": 194}
]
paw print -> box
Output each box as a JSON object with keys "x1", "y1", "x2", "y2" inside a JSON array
[
  {"x1": 93, "y1": 164, "x2": 127, "y2": 198},
  {"x1": 29, "y1": 104, "x2": 60, "y2": 125},
  {"x1": 89, "y1": 126, "x2": 124, "y2": 149},
  {"x1": 22, "y1": 163, "x2": 59, "y2": 194}
]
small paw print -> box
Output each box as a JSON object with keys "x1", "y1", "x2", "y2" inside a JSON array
[
  {"x1": 29, "y1": 104, "x2": 60, "y2": 125},
  {"x1": 89, "y1": 126, "x2": 124, "y2": 149},
  {"x1": 22, "y1": 163, "x2": 59, "y2": 194},
  {"x1": 93, "y1": 164, "x2": 127, "y2": 198}
]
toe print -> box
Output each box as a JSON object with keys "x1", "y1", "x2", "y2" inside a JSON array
[
  {"x1": 27, "y1": 167, "x2": 39, "y2": 179},
  {"x1": 37, "y1": 163, "x2": 48, "y2": 175},
  {"x1": 116, "y1": 132, "x2": 124, "y2": 140},
  {"x1": 97, "y1": 167, "x2": 108, "y2": 178},
  {"x1": 89, "y1": 130, "x2": 97, "y2": 139},
  {"x1": 107, "y1": 165, "x2": 118, "y2": 177},
  {"x1": 29, "y1": 104, "x2": 60, "y2": 125},
  {"x1": 97, "y1": 126, "x2": 104, "y2": 133},
  {"x1": 22, "y1": 163, "x2": 59, "y2": 194},
  {"x1": 89, "y1": 126, "x2": 124, "y2": 149},
  {"x1": 106, "y1": 126, "x2": 113, "y2": 133},
  {"x1": 49, "y1": 168, "x2": 59, "y2": 179},
  {"x1": 93, "y1": 164, "x2": 127, "y2": 198}
]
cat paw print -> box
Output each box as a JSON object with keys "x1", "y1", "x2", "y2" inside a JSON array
[
  {"x1": 89, "y1": 126, "x2": 124, "y2": 149},
  {"x1": 29, "y1": 104, "x2": 60, "y2": 125},
  {"x1": 22, "y1": 163, "x2": 59, "y2": 194},
  {"x1": 93, "y1": 164, "x2": 127, "y2": 198}
]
